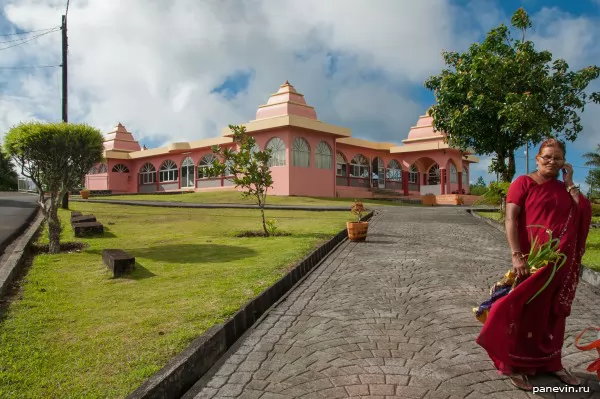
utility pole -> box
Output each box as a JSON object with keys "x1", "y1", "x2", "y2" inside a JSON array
[{"x1": 61, "y1": 11, "x2": 69, "y2": 209}]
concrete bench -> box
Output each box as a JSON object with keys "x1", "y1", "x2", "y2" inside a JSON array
[
  {"x1": 71, "y1": 215, "x2": 97, "y2": 224},
  {"x1": 102, "y1": 249, "x2": 135, "y2": 277},
  {"x1": 73, "y1": 222, "x2": 104, "y2": 237},
  {"x1": 70, "y1": 211, "x2": 82, "y2": 220}
]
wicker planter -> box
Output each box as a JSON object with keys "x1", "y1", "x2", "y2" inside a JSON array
[
  {"x1": 80, "y1": 189, "x2": 90, "y2": 199},
  {"x1": 347, "y1": 221, "x2": 369, "y2": 242}
]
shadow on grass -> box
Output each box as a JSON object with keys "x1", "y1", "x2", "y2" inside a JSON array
[
  {"x1": 91, "y1": 244, "x2": 258, "y2": 264},
  {"x1": 75, "y1": 231, "x2": 117, "y2": 239},
  {"x1": 119, "y1": 262, "x2": 156, "y2": 280}
]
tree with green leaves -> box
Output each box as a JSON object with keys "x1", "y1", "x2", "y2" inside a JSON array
[
  {"x1": 470, "y1": 176, "x2": 488, "y2": 196},
  {"x1": 0, "y1": 147, "x2": 18, "y2": 191},
  {"x1": 206, "y1": 124, "x2": 274, "y2": 236},
  {"x1": 583, "y1": 144, "x2": 600, "y2": 168},
  {"x1": 4, "y1": 122, "x2": 105, "y2": 253},
  {"x1": 424, "y1": 8, "x2": 600, "y2": 182},
  {"x1": 585, "y1": 169, "x2": 600, "y2": 198}
]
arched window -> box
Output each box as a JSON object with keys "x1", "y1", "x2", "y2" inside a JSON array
[
  {"x1": 428, "y1": 164, "x2": 440, "y2": 185},
  {"x1": 88, "y1": 166, "x2": 98, "y2": 175},
  {"x1": 462, "y1": 166, "x2": 469, "y2": 187},
  {"x1": 112, "y1": 164, "x2": 130, "y2": 173},
  {"x1": 180, "y1": 157, "x2": 194, "y2": 188},
  {"x1": 350, "y1": 154, "x2": 369, "y2": 178},
  {"x1": 225, "y1": 151, "x2": 236, "y2": 176},
  {"x1": 249, "y1": 143, "x2": 259, "y2": 160},
  {"x1": 315, "y1": 141, "x2": 332, "y2": 170},
  {"x1": 139, "y1": 163, "x2": 156, "y2": 184},
  {"x1": 198, "y1": 154, "x2": 217, "y2": 179},
  {"x1": 386, "y1": 160, "x2": 402, "y2": 181},
  {"x1": 336, "y1": 152, "x2": 347, "y2": 176},
  {"x1": 292, "y1": 137, "x2": 310, "y2": 167},
  {"x1": 409, "y1": 164, "x2": 418, "y2": 184},
  {"x1": 449, "y1": 162, "x2": 458, "y2": 183},
  {"x1": 159, "y1": 160, "x2": 178, "y2": 182},
  {"x1": 97, "y1": 164, "x2": 108, "y2": 173},
  {"x1": 266, "y1": 137, "x2": 286, "y2": 167}
]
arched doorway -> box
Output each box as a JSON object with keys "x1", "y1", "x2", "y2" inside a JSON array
[
  {"x1": 372, "y1": 157, "x2": 385, "y2": 189},
  {"x1": 180, "y1": 157, "x2": 194, "y2": 188}
]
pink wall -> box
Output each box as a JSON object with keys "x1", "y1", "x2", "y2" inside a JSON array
[
  {"x1": 288, "y1": 128, "x2": 335, "y2": 198},
  {"x1": 251, "y1": 129, "x2": 290, "y2": 196}
]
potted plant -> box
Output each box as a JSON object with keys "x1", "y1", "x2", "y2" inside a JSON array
[
  {"x1": 80, "y1": 189, "x2": 90, "y2": 199},
  {"x1": 347, "y1": 200, "x2": 369, "y2": 242}
]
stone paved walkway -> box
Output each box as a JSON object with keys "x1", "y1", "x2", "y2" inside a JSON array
[{"x1": 185, "y1": 207, "x2": 600, "y2": 399}]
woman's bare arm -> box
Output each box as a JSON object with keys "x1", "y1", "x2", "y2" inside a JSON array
[{"x1": 505, "y1": 203, "x2": 522, "y2": 253}]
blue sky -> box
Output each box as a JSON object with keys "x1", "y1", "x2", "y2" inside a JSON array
[{"x1": 1, "y1": 0, "x2": 599, "y2": 190}]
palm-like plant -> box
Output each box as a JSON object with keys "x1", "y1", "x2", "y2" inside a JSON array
[{"x1": 583, "y1": 144, "x2": 600, "y2": 167}]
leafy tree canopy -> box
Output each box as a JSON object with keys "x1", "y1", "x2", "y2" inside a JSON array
[
  {"x1": 425, "y1": 8, "x2": 600, "y2": 182},
  {"x1": 4, "y1": 122, "x2": 105, "y2": 253}
]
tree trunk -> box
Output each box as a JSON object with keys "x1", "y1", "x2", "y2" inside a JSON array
[
  {"x1": 260, "y1": 206, "x2": 269, "y2": 237},
  {"x1": 47, "y1": 197, "x2": 62, "y2": 254}
]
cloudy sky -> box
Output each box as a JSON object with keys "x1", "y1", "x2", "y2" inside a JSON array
[{"x1": 1, "y1": 0, "x2": 599, "y2": 189}]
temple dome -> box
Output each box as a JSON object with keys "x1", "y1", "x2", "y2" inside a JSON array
[
  {"x1": 255, "y1": 81, "x2": 318, "y2": 120},
  {"x1": 406, "y1": 115, "x2": 446, "y2": 141},
  {"x1": 103, "y1": 123, "x2": 141, "y2": 152}
]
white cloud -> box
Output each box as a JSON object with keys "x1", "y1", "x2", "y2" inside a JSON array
[{"x1": 0, "y1": 0, "x2": 599, "y2": 164}]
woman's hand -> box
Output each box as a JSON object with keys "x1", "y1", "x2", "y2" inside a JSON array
[
  {"x1": 562, "y1": 163, "x2": 574, "y2": 186},
  {"x1": 512, "y1": 253, "x2": 530, "y2": 279}
]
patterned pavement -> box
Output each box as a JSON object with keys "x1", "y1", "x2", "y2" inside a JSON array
[{"x1": 184, "y1": 207, "x2": 600, "y2": 399}]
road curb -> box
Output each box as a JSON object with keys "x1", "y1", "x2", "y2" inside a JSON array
[
  {"x1": 126, "y1": 211, "x2": 376, "y2": 399},
  {"x1": 0, "y1": 210, "x2": 45, "y2": 299},
  {"x1": 466, "y1": 209, "x2": 600, "y2": 288}
]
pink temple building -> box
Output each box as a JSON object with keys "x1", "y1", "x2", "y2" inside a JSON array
[{"x1": 85, "y1": 81, "x2": 479, "y2": 203}]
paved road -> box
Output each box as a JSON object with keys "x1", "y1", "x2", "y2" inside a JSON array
[
  {"x1": 185, "y1": 207, "x2": 600, "y2": 399},
  {"x1": 0, "y1": 192, "x2": 38, "y2": 254}
]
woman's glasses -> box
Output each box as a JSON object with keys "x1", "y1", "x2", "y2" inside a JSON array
[{"x1": 538, "y1": 155, "x2": 565, "y2": 164}]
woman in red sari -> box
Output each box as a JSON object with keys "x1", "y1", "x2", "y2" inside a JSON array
[{"x1": 476, "y1": 139, "x2": 593, "y2": 391}]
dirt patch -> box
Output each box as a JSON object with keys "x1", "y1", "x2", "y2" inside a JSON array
[
  {"x1": 234, "y1": 230, "x2": 292, "y2": 238},
  {"x1": 31, "y1": 241, "x2": 88, "y2": 254}
]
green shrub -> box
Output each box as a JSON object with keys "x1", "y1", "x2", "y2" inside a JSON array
[
  {"x1": 592, "y1": 204, "x2": 600, "y2": 217},
  {"x1": 469, "y1": 186, "x2": 488, "y2": 196}
]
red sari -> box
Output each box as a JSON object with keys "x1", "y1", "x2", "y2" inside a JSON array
[{"x1": 476, "y1": 175, "x2": 592, "y2": 375}]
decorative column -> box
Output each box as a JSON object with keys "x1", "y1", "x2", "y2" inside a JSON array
[
  {"x1": 402, "y1": 170, "x2": 409, "y2": 196},
  {"x1": 440, "y1": 169, "x2": 446, "y2": 195}
]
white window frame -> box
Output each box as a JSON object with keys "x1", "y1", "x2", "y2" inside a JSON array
[
  {"x1": 336, "y1": 152, "x2": 347, "y2": 176},
  {"x1": 112, "y1": 164, "x2": 130, "y2": 173},
  {"x1": 409, "y1": 164, "x2": 418, "y2": 184},
  {"x1": 449, "y1": 163, "x2": 458, "y2": 183},
  {"x1": 159, "y1": 160, "x2": 179, "y2": 182},
  {"x1": 198, "y1": 154, "x2": 218, "y2": 179},
  {"x1": 315, "y1": 141, "x2": 332, "y2": 170},
  {"x1": 139, "y1": 163, "x2": 156, "y2": 184},
  {"x1": 292, "y1": 137, "x2": 310, "y2": 167},
  {"x1": 266, "y1": 137, "x2": 286, "y2": 167},
  {"x1": 386, "y1": 160, "x2": 402, "y2": 181},
  {"x1": 428, "y1": 164, "x2": 440, "y2": 185},
  {"x1": 350, "y1": 154, "x2": 369, "y2": 178}
]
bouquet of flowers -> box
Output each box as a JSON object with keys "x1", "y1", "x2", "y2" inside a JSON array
[{"x1": 473, "y1": 225, "x2": 567, "y2": 323}]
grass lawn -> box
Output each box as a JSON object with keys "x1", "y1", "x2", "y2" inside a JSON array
[
  {"x1": 86, "y1": 190, "x2": 412, "y2": 207},
  {"x1": 0, "y1": 203, "x2": 350, "y2": 398},
  {"x1": 475, "y1": 211, "x2": 503, "y2": 222},
  {"x1": 475, "y1": 211, "x2": 600, "y2": 272}
]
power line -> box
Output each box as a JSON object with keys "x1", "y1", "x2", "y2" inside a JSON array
[
  {"x1": 0, "y1": 28, "x2": 60, "y2": 51},
  {"x1": 0, "y1": 64, "x2": 61, "y2": 70},
  {"x1": 0, "y1": 27, "x2": 59, "y2": 37}
]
